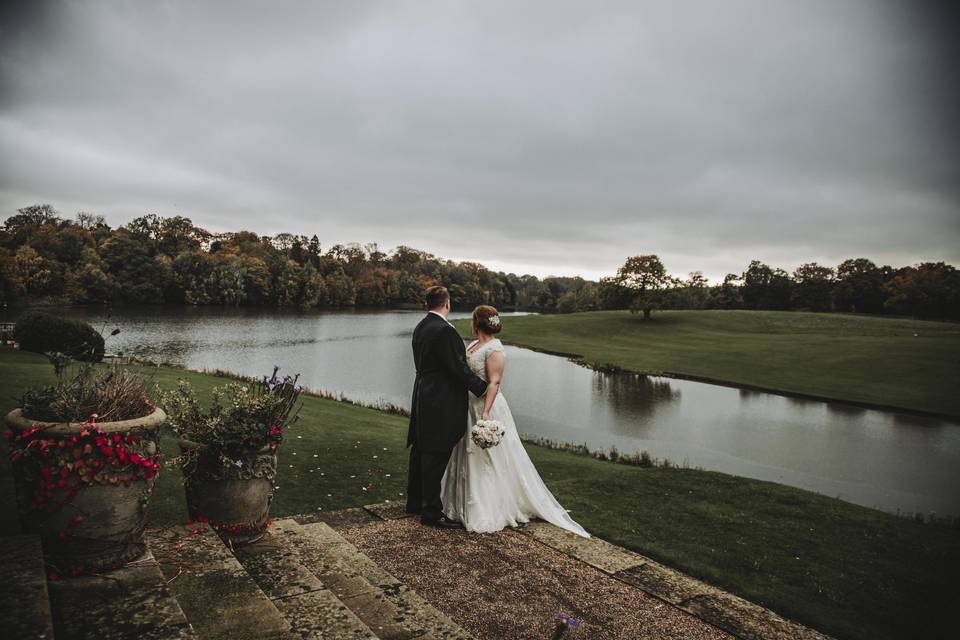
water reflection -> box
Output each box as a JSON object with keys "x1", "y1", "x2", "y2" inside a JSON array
[
  {"x1": 18, "y1": 306, "x2": 960, "y2": 517},
  {"x1": 825, "y1": 403, "x2": 867, "y2": 419},
  {"x1": 592, "y1": 373, "x2": 681, "y2": 420}
]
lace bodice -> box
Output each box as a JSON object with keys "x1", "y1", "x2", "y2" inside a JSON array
[{"x1": 466, "y1": 338, "x2": 504, "y2": 378}]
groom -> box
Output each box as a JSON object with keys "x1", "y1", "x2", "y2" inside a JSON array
[{"x1": 406, "y1": 286, "x2": 487, "y2": 529}]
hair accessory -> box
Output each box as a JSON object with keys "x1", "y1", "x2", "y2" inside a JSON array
[{"x1": 487, "y1": 315, "x2": 501, "y2": 328}]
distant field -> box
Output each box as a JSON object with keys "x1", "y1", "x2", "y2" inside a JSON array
[{"x1": 453, "y1": 310, "x2": 960, "y2": 417}]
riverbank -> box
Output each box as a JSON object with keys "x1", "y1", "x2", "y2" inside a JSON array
[
  {"x1": 453, "y1": 309, "x2": 960, "y2": 418},
  {"x1": 1, "y1": 348, "x2": 957, "y2": 639}
]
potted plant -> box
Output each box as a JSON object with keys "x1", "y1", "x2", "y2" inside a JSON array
[
  {"x1": 4, "y1": 353, "x2": 164, "y2": 571},
  {"x1": 161, "y1": 367, "x2": 302, "y2": 545}
]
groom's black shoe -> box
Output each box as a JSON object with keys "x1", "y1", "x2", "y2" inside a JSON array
[{"x1": 421, "y1": 515, "x2": 464, "y2": 530}]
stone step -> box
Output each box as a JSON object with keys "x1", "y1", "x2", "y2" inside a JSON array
[
  {"x1": 521, "y1": 521, "x2": 833, "y2": 640},
  {"x1": 46, "y1": 549, "x2": 195, "y2": 640},
  {"x1": 146, "y1": 524, "x2": 291, "y2": 640},
  {"x1": 235, "y1": 523, "x2": 378, "y2": 640},
  {"x1": 0, "y1": 534, "x2": 55, "y2": 640},
  {"x1": 275, "y1": 519, "x2": 475, "y2": 640}
]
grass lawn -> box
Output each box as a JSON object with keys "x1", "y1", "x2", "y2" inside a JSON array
[
  {"x1": 1, "y1": 348, "x2": 957, "y2": 640},
  {"x1": 452, "y1": 310, "x2": 960, "y2": 418}
]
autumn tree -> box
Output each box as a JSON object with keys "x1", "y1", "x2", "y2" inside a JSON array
[
  {"x1": 99, "y1": 230, "x2": 167, "y2": 303},
  {"x1": 883, "y1": 262, "x2": 960, "y2": 320}
]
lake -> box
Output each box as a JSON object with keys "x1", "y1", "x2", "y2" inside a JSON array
[{"x1": 17, "y1": 306, "x2": 960, "y2": 518}]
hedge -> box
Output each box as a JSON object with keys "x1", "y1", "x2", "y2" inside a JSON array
[{"x1": 13, "y1": 312, "x2": 105, "y2": 362}]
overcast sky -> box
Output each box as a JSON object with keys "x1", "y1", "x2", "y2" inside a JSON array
[{"x1": 1, "y1": 1, "x2": 957, "y2": 281}]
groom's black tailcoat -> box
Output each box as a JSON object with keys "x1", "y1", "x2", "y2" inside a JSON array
[
  {"x1": 408, "y1": 313, "x2": 488, "y2": 452},
  {"x1": 406, "y1": 312, "x2": 487, "y2": 518}
]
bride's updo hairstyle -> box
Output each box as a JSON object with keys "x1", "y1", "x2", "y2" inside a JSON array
[{"x1": 472, "y1": 305, "x2": 502, "y2": 335}]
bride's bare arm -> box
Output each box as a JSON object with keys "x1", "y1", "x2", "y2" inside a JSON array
[{"x1": 480, "y1": 351, "x2": 505, "y2": 419}]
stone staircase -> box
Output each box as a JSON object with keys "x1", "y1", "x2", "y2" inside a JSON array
[
  {"x1": 0, "y1": 515, "x2": 476, "y2": 640},
  {"x1": 0, "y1": 501, "x2": 833, "y2": 640}
]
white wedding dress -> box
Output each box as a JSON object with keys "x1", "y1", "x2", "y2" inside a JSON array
[{"x1": 441, "y1": 338, "x2": 589, "y2": 537}]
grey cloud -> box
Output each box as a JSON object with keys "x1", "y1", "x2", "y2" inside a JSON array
[{"x1": 1, "y1": 0, "x2": 957, "y2": 281}]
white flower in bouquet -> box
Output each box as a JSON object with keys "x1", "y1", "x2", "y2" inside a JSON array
[{"x1": 471, "y1": 419, "x2": 506, "y2": 449}]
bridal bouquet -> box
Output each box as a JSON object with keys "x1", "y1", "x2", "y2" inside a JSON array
[{"x1": 471, "y1": 419, "x2": 506, "y2": 449}]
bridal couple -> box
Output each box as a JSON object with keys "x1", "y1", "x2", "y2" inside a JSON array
[{"x1": 406, "y1": 286, "x2": 589, "y2": 538}]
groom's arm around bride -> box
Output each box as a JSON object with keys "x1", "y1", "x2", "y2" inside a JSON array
[{"x1": 406, "y1": 286, "x2": 487, "y2": 527}]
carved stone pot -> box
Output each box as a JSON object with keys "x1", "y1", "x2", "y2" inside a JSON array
[
  {"x1": 4, "y1": 407, "x2": 165, "y2": 570},
  {"x1": 178, "y1": 438, "x2": 278, "y2": 545}
]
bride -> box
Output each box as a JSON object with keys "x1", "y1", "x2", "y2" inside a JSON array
[{"x1": 441, "y1": 305, "x2": 589, "y2": 538}]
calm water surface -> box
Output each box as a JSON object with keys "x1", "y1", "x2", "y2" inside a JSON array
[{"x1": 24, "y1": 306, "x2": 960, "y2": 518}]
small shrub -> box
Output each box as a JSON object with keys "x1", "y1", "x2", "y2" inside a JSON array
[
  {"x1": 21, "y1": 362, "x2": 155, "y2": 422},
  {"x1": 13, "y1": 312, "x2": 105, "y2": 362},
  {"x1": 161, "y1": 367, "x2": 303, "y2": 473}
]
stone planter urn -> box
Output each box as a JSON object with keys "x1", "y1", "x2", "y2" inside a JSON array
[
  {"x1": 4, "y1": 407, "x2": 165, "y2": 570},
  {"x1": 178, "y1": 438, "x2": 277, "y2": 545}
]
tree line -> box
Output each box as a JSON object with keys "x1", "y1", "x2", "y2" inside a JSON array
[
  {"x1": 601, "y1": 255, "x2": 960, "y2": 321},
  {"x1": 1, "y1": 205, "x2": 957, "y2": 320}
]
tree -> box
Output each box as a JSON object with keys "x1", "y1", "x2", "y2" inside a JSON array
[
  {"x1": 13, "y1": 245, "x2": 56, "y2": 295},
  {"x1": 158, "y1": 216, "x2": 207, "y2": 256},
  {"x1": 365, "y1": 242, "x2": 386, "y2": 266},
  {"x1": 240, "y1": 255, "x2": 272, "y2": 304},
  {"x1": 883, "y1": 262, "x2": 960, "y2": 320},
  {"x1": 598, "y1": 276, "x2": 633, "y2": 310},
  {"x1": 667, "y1": 271, "x2": 711, "y2": 309},
  {"x1": 742, "y1": 261, "x2": 791, "y2": 310},
  {"x1": 99, "y1": 230, "x2": 166, "y2": 303},
  {"x1": 833, "y1": 258, "x2": 886, "y2": 313},
  {"x1": 289, "y1": 235, "x2": 308, "y2": 265},
  {"x1": 3, "y1": 205, "x2": 62, "y2": 247},
  {"x1": 173, "y1": 251, "x2": 215, "y2": 304},
  {"x1": 271, "y1": 259, "x2": 303, "y2": 307},
  {"x1": 297, "y1": 263, "x2": 326, "y2": 308},
  {"x1": 612, "y1": 255, "x2": 674, "y2": 319},
  {"x1": 575, "y1": 282, "x2": 600, "y2": 311},
  {"x1": 791, "y1": 263, "x2": 834, "y2": 311},
  {"x1": 64, "y1": 247, "x2": 113, "y2": 303},
  {"x1": 307, "y1": 235, "x2": 321, "y2": 268},
  {"x1": 397, "y1": 273, "x2": 424, "y2": 305},
  {"x1": 709, "y1": 273, "x2": 743, "y2": 309},
  {"x1": 556, "y1": 291, "x2": 578, "y2": 313},
  {"x1": 355, "y1": 271, "x2": 387, "y2": 306},
  {"x1": 75, "y1": 212, "x2": 106, "y2": 230},
  {"x1": 124, "y1": 214, "x2": 163, "y2": 245},
  {"x1": 324, "y1": 269, "x2": 355, "y2": 307},
  {"x1": 0, "y1": 248, "x2": 17, "y2": 304},
  {"x1": 207, "y1": 255, "x2": 248, "y2": 306}
]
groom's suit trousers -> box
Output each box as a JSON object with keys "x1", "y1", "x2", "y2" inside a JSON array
[{"x1": 406, "y1": 442, "x2": 455, "y2": 518}]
